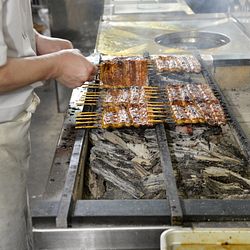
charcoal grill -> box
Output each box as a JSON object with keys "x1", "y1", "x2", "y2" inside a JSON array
[{"x1": 32, "y1": 53, "x2": 250, "y2": 250}]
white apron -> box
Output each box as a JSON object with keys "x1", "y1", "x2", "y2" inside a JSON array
[{"x1": 0, "y1": 93, "x2": 40, "y2": 250}]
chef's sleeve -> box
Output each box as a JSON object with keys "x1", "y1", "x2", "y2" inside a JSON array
[{"x1": 0, "y1": 1, "x2": 7, "y2": 67}]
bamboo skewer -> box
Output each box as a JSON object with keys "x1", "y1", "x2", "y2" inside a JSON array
[
  {"x1": 76, "y1": 121, "x2": 98, "y2": 124},
  {"x1": 83, "y1": 94, "x2": 100, "y2": 97},
  {"x1": 145, "y1": 96, "x2": 159, "y2": 99},
  {"x1": 148, "y1": 102, "x2": 165, "y2": 105},
  {"x1": 147, "y1": 106, "x2": 165, "y2": 108},
  {"x1": 148, "y1": 101, "x2": 165, "y2": 104},
  {"x1": 78, "y1": 111, "x2": 97, "y2": 114},
  {"x1": 76, "y1": 117, "x2": 99, "y2": 121},
  {"x1": 80, "y1": 95, "x2": 99, "y2": 98},
  {"x1": 80, "y1": 98, "x2": 99, "y2": 101},
  {"x1": 144, "y1": 90, "x2": 160, "y2": 93},
  {"x1": 77, "y1": 115, "x2": 98, "y2": 118},
  {"x1": 80, "y1": 96, "x2": 97, "y2": 98},
  {"x1": 147, "y1": 115, "x2": 166, "y2": 118},
  {"x1": 82, "y1": 103, "x2": 97, "y2": 106},
  {"x1": 144, "y1": 86, "x2": 159, "y2": 89},
  {"x1": 75, "y1": 125, "x2": 99, "y2": 129},
  {"x1": 76, "y1": 102, "x2": 97, "y2": 106},
  {"x1": 147, "y1": 110, "x2": 164, "y2": 114},
  {"x1": 145, "y1": 90, "x2": 159, "y2": 92},
  {"x1": 84, "y1": 92, "x2": 100, "y2": 95},
  {"x1": 81, "y1": 99, "x2": 99, "y2": 102},
  {"x1": 82, "y1": 94, "x2": 100, "y2": 97},
  {"x1": 77, "y1": 99, "x2": 97, "y2": 104},
  {"x1": 148, "y1": 107, "x2": 165, "y2": 111},
  {"x1": 148, "y1": 120, "x2": 164, "y2": 123}
]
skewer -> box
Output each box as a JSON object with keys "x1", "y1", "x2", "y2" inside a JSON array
[
  {"x1": 75, "y1": 125, "x2": 99, "y2": 129},
  {"x1": 148, "y1": 102, "x2": 165, "y2": 104},
  {"x1": 77, "y1": 112, "x2": 97, "y2": 115},
  {"x1": 76, "y1": 121, "x2": 98, "y2": 124},
  {"x1": 80, "y1": 97, "x2": 99, "y2": 100},
  {"x1": 84, "y1": 93, "x2": 99, "y2": 96},
  {"x1": 148, "y1": 120, "x2": 164, "y2": 123},
  {"x1": 83, "y1": 94, "x2": 100, "y2": 97},
  {"x1": 147, "y1": 105, "x2": 165, "y2": 108},
  {"x1": 85, "y1": 91, "x2": 100, "y2": 94},
  {"x1": 81, "y1": 96, "x2": 99, "y2": 99},
  {"x1": 144, "y1": 86, "x2": 159, "y2": 89},
  {"x1": 145, "y1": 94, "x2": 160, "y2": 97},
  {"x1": 147, "y1": 114, "x2": 166, "y2": 118},
  {"x1": 83, "y1": 96, "x2": 99, "y2": 99},
  {"x1": 144, "y1": 90, "x2": 160, "y2": 93},
  {"x1": 148, "y1": 107, "x2": 165, "y2": 110},
  {"x1": 76, "y1": 114, "x2": 98, "y2": 117},
  {"x1": 147, "y1": 110, "x2": 165, "y2": 114},
  {"x1": 77, "y1": 113, "x2": 98, "y2": 115},
  {"x1": 145, "y1": 93, "x2": 160, "y2": 96},
  {"x1": 144, "y1": 88, "x2": 160, "y2": 90},
  {"x1": 82, "y1": 98, "x2": 99, "y2": 102},
  {"x1": 76, "y1": 117, "x2": 99, "y2": 121},
  {"x1": 76, "y1": 103, "x2": 97, "y2": 106},
  {"x1": 77, "y1": 100, "x2": 98, "y2": 104},
  {"x1": 145, "y1": 96, "x2": 159, "y2": 99},
  {"x1": 147, "y1": 103, "x2": 165, "y2": 105}
]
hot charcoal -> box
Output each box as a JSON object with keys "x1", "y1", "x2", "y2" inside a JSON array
[
  {"x1": 85, "y1": 128, "x2": 165, "y2": 199},
  {"x1": 167, "y1": 125, "x2": 250, "y2": 199}
]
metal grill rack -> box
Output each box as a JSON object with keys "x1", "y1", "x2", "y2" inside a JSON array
[{"x1": 32, "y1": 53, "x2": 250, "y2": 233}]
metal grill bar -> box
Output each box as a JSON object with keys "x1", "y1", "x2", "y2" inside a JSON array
[
  {"x1": 155, "y1": 124, "x2": 183, "y2": 225},
  {"x1": 147, "y1": 57, "x2": 183, "y2": 225}
]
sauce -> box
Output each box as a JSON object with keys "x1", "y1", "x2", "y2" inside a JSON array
[{"x1": 174, "y1": 244, "x2": 250, "y2": 250}]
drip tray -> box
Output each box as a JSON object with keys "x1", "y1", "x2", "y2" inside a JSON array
[{"x1": 155, "y1": 31, "x2": 231, "y2": 50}]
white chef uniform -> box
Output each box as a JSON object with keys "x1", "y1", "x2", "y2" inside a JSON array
[{"x1": 0, "y1": 0, "x2": 41, "y2": 249}]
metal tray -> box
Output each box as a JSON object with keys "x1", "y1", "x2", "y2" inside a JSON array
[{"x1": 161, "y1": 228, "x2": 250, "y2": 250}]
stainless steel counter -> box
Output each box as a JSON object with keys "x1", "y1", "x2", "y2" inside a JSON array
[
  {"x1": 104, "y1": 0, "x2": 193, "y2": 16},
  {"x1": 96, "y1": 14, "x2": 250, "y2": 61}
]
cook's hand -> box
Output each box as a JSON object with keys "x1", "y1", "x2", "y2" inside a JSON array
[
  {"x1": 35, "y1": 31, "x2": 73, "y2": 55},
  {"x1": 53, "y1": 49, "x2": 97, "y2": 88}
]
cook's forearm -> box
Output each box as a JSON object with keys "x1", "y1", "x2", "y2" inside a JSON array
[
  {"x1": 0, "y1": 49, "x2": 96, "y2": 92},
  {"x1": 0, "y1": 54, "x2": 57, "y2": 92}
]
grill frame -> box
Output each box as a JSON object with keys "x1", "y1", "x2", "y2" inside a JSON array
[{"x1": 32, "y1": 54, "x2": 250, "y2": 229}]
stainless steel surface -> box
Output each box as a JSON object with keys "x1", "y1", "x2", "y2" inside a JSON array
[
  {"x1": 155, "y1": 31, "x2": 230, "y2": 50},
  {"x1": 113, "y1": 3, "x2": 193, "y2": 15},
  {"x1": 34, "y1": 226, "x2": 168, "y2": 250},
  {"x1": 96, "y1": 16, "x2": 250, "y2": 60},
  {"x1": 103, "y1": 0, "x2": 193, "y2": 17}
]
